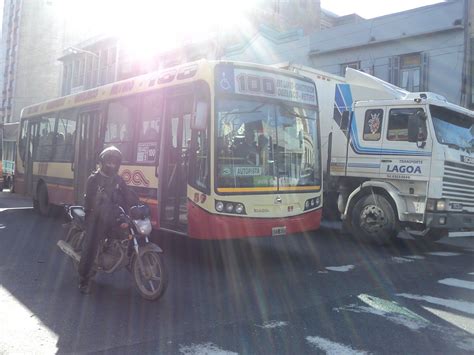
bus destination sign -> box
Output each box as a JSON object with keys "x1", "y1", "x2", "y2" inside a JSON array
[{"x1": 216, "y1": 65, "x2": 317, "y2": 106}]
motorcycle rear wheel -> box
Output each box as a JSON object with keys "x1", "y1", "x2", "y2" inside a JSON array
[{"x1": 132, "y1": 251, "x2": 167, "y2": 301}]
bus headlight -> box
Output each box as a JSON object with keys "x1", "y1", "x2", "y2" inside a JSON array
[
  {"x1": 215, "y1": 201, "x2": 224, "y2": 212},
  {"x1": 304, "y1": 197, "x2": 321, "y2": 211},
  {"x1": 235, "y1": 204, "x2": 244, "y2": 214},
  {"x1": 215, "y1": 200, "x2": 246, "y2": 215}
]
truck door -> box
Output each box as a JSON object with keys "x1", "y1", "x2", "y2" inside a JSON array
[
  {"x1": 380, "y1": 107, "x2": 432, "y2": 181},
  {"x1": 346, "y1": 106, "x2": 385, "y2": 178}
]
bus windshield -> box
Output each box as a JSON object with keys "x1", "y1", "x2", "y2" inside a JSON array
[
  {"x1": 216, "y1": 98, "x2": 320, "y2": 191},
  {"x1": 430, "y1": 105, "x2": 474, "y2": 152}
]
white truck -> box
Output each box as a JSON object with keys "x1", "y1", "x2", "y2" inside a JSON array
[{"x1": 281, "y1": 63, "x2": 474, "y2": 243}]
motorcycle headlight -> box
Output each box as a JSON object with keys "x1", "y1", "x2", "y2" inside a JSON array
[{"x1": 133, "y1": 218, "x2": 152, "y2": 235}]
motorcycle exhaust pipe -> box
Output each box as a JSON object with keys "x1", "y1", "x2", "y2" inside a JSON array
[{"x1": 57, "y1": 240, "x2": 81, "y2": 263}]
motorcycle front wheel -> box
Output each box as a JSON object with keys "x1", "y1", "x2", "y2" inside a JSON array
[
  {"x1": 65, "y1": 227, "x2": 84, "y2": 270},
  {"x1": 132, "y1": 250, "x2": 167, "y2": 301}
]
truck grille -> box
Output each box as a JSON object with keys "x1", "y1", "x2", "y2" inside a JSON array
[{"x1": 442, "y1": 161, "x2": 474, "y2": 210}]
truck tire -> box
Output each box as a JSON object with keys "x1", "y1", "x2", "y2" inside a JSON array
[{"x1": 350, "y1": 193, "x2": 398, "y2": 245}]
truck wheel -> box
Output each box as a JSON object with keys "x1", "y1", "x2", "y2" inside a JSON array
[
  {"x1": 37, "y1": 183, "x2": 51, "y2": 217},
  {"x1": 351, "y1": 194, "x2": 398, "y2": 245}
]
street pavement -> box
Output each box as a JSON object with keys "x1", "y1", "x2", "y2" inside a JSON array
[{"x1": 0, "y1": 191, "x2": 473, "y2": 354}]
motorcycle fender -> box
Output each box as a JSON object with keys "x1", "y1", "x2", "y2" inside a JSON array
[{"x1": 138, "y1": 243, "x2": 163, "y2": 256}]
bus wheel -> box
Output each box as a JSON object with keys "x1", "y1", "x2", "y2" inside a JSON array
[
  {"x1": 351, "y1": 193, "x2": 398, "y2": 245},
  {"x1": 37, "y1": 183, "x2": 51, "y2": 216}
]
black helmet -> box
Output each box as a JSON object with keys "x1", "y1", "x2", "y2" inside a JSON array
[{"x1": 99, "y1": 146, "x2": 122, "y2": 176}]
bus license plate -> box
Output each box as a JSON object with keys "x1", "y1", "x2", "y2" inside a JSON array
[{"x1": 272, "y1": 226, "x2": 287, "y2": 236}]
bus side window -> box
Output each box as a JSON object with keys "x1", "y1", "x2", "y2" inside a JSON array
[
  {"x1": 36, "y1": 116, "x2": 57, "y2": 161},
  {"x1": 136, "y1": 92, "x2": 162, "y2": 164},
  {"x1": 104, "y1": 98, "x2": 138, "y2": 162},
  {"x1": 53, "y1": 110, "x2": 76, "y2": 162},
  {"x1": 19, "y1": 121, "x2": 28, "y2": 162}
]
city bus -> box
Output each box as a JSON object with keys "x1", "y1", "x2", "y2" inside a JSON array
[
  {"x1": 15, "y1": 60, "x2": 322, "y2": 239},
  {"x1": 0, "y1": 122, "x2": 18, "y2": 191}
]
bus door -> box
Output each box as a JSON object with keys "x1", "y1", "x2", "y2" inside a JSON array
[
  {"x1": 73, "y1": 110, "x2": 103, "y2": 204},
  {"x1": 159, "y1": 95, "x2": 193, "y2": 233},
  {"x1": 24, "y1": 121, "x2": 39, "y2": 196}
]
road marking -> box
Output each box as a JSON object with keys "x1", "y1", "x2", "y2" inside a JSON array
[
  {"x1": 391, "y1": 257, "x2": 414, "y2": 264},
  {"x1": 334, "y1": 294, "x2": 430, "y2": 331},
  {"x1": 397, "y1": 293, "x2": 474, "y2": 315},
  {"x1": 179, "y1": 342, "x2": 238, "y2": 355},
  {"x1": 404, "y1": 255, "x2": 425, "y2": 260},
  {"x1": 468, "y1": 272, "x2": 474, "y2": 276},
  {"x1": 306, "y1": 336, "x2": 368, "y2": 354},
  {"x1": 427, "y1": 252, "x2": 461, "y2": 257},
  {"x1": 423, "y1": 306, "x2": 474, "y2": 336},
  {"x1": 256, "y1": 321, "x2": 288, "y2": 329},
  {"x1": 325, "y1": 265, "x2": 355, "y2": 272},
  {"x1": 438, "y1": 278, "x2": 474, "y2": 290}
]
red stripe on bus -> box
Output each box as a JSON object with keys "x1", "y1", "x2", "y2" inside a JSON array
[{"x1": 188, "y1": 201, "x2": 321, "y2": 240}]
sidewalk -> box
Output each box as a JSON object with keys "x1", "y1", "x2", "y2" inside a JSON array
[{"x1": 0, "y1": 191, "x2": 33, "y2": 210}]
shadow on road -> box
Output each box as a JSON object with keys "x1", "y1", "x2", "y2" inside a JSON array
[{"x1": 0, "y1": 209, "x2": 471, "y2": 353}]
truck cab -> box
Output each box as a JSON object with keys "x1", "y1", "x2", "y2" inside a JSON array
[{"x1": 281, "y1": 63, "x2": 474, "y2": 243}]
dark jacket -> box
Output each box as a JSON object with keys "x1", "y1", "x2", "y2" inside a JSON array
[{"x1": 84, "y1": 171, "x2": 139, "y2": 217}]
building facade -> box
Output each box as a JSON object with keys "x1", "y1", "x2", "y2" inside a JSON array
[
  {"x1": 308, "y1": 0, "x2": 467, "y2": 105},
  {"x1": 0, "y1": 0, "x2": 92, "y2": 125}
]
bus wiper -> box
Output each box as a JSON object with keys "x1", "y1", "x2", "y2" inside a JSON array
[
  {"x1": 278, "y1": 103, "x2": 315, "y2": 120},
  {"x1": 220, "y1": 103, "x2": 266, "y2": 120}
]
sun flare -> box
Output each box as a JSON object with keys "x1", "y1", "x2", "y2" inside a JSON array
[{"x1": 63, "y1": 0, "x2": 257, "y2": 56}]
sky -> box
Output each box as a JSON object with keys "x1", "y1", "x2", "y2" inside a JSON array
[{"x1": 320, "y1": 0, "x2": 445, "y2": 18}]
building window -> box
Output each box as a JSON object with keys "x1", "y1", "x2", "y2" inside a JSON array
[
  {"x1": 340, "y1": 61, "x2": 360, "y2": 75},
  {"x1": 400, "y1": 53, "x2": 421, "y2": 92},
  {"x1": 389, "y1": 53, "x2": 429, "y2": 92}
]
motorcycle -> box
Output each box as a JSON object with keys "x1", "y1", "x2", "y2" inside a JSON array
[{"x1": 57, "y1": 204, "x2": 167, "y2": 301}]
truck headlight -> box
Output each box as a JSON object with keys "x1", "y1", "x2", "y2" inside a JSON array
[
  {"x1": 436, "y1": 199, "x2": 448, "y2": 211},
  {"x1": 426, "y1": 199, "x2": 448, "y2": 212},
  {"x1": 426, "y1": 199, "x2": 436, "y2": 211}
]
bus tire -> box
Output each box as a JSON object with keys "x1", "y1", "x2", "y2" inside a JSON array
[
  {"x1": 37, "y1": 183, "x2": 51, "y2": 217},
  {"x1": 350, "y1": 193, "x2": 398, "y2": 245}
]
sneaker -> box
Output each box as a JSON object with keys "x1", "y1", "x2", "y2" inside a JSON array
[{"x1": 78, "y1": 279, "x2": 91, "y2": 294}]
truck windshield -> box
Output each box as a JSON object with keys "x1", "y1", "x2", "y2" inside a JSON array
[
  {"x1": 216, "y1": 98, "x2": 320, "y2": 192},
  {"x1": 430, "y1": 105, "x2": 474, "y2": 152}
]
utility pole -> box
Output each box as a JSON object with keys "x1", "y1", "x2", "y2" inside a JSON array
[{"x1": 461, "y1": 0, "x2": 471, "y2": 108}]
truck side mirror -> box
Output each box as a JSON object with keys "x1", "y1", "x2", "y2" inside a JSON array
[
  {"x1": 408, "y1": 110, "x2": 426, "y2": 143},
  {"x1": 191, "y1": 101, "x2": 208, "y2": 131}
]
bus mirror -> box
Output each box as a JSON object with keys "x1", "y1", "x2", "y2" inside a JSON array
[{"x1": 192, "y1": 101, "x2": 208, "y2": 130}]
